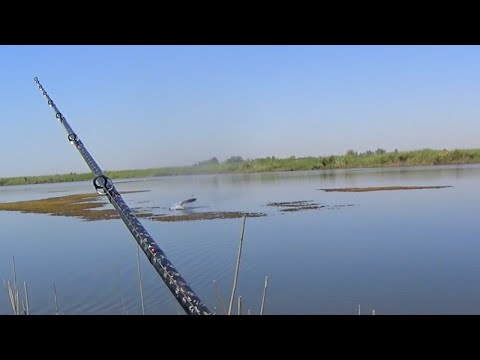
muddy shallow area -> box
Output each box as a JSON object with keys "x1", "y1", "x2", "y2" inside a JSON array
[
  {"x1": 318, "y1": 185, "x2": 452, "y2": 192},
  {"x1": 267, "y1": 200, "x2": 355, "y2": 212},
  {"x1": 4, "y1": 184, "x2": 440, "y2": 221},
  {"x1": 148, "y1": 211, "x2": 266, "y2": 222},
  {"x1": 0, "y1": 191, "x2": 146, "y2": 221},
  {"x1": 0, "y1": 192, "x2": 266, "y2": 222}
]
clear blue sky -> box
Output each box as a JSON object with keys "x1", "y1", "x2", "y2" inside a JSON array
[{"x1": 1, "y1": 45, "x2": 480, "y2": 177}]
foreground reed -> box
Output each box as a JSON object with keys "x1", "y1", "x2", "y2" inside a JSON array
[
  {"x1": 1, "y1": 216, "x2": 270, "y2": 315},
  {"x1": 3, "y1": 257, "x2": 29, "y2": 315},
  {"x1": 210, "y1": 216, "x2": 270, "y2": 315}
]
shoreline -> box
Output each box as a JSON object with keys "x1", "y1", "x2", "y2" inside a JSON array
[{"x1": 2, "y1": 149, "x2": 480, "y2": 187}]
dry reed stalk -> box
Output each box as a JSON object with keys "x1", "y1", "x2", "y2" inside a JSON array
[
  {"x1": 24, "y1": 281, "x2": 30, "y2": 315},
  {"x1": 237, "y1": 295, "x2": 242, "y2": 315},
  {"x1": 53, "y1": 282, "x2": 59, "y2": 315},
  {"x1": 136, "y1": 245, "x2": 145, "y2": 315},
  {"x1": 260, "y1": 275, "x2": 269, "y2": 315},
  {"x1": 228, "y1": 215, "x2": 247, "y2": 315}
]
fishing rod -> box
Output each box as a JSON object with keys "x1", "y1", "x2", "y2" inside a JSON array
[{"x1": 33, "y1": 77, "x2": 211, "y2": 315}]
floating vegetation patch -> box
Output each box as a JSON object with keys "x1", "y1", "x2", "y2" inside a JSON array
[
  {"x1": 0, "y1": 192, "x2": 265, "y2": 222},
  {"x1": 318, "y1": 185, "x2": 452, "y2": 192},
  {"x1": 267, "y1": 200, "x2": 316, "y2": 208},
  {"x1": 0, "y1": 191, "x2": 150, "y2": 222},
  {"x1": 329, "y1": 204, "x2": 356, "y2": 209},
  {"x1": 147, "y1": 211, "x2": 266, "y2": 222},
  {"x1": 266, "y1": 200, "x2": 355, "y2": 213},
  {"x1": 267, "y1": 200, "x2": 322, "y2": 212},
  {"x1": 280, "y1": 205, "x2": 325, "y2": 212}
]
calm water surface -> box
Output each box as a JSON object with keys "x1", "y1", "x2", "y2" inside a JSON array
[{"x1": 1, "y1": 164, "x2": 479, "y2": 315}]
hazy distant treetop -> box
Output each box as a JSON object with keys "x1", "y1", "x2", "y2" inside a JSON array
[
  {"x1": 225, "y1": 156, "x2": 244, "y2": 164},
  {"x1": 194, "y1": 157, "x2": 219, "y2": 166}
]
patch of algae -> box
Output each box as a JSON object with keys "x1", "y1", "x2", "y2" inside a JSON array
[
  {"x1": 148, "y1": 211, "x2": 266, "y2": 222},
  {"x1": 0, "y1": 191, "x2": 266, "y2": 222},
  {"x1": 0, "y1": 191, "x2": 147, "y2": 221}
]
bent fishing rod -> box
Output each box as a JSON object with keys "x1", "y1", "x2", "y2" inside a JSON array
[{"x1": 33, "y1": 77, "x2": 211, "y2": 315}]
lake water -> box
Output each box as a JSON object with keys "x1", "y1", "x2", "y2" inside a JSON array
[{"x1": 1, "y1": 164, "x2": 479, "y2": 315}]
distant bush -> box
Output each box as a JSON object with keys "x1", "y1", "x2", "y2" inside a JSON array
[
  {"x1": 3, "y1": 148, "x2": 480, "y2": 186},
  {"x1": 224, "y1": 156, "x2": 244, "y2": 164},
  {"x1": 194, "y1": 157, "x2": 219, "y2": 166}
]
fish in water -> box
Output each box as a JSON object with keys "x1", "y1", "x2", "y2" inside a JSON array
[
  {"x1": 180, "y1": 197, "x2": 197, "y2": 206},
  {"x1": 170, "y1": 196, "x2": 197, "y2": 210}
]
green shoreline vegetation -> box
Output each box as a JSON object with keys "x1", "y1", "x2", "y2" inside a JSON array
[{"x1": 2, "y1": 148, "x2": 480, "y2": 187}]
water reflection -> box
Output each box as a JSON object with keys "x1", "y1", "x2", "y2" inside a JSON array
[{"x1": 1, "y1": 164, "x2": 479, "y2": 314}]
